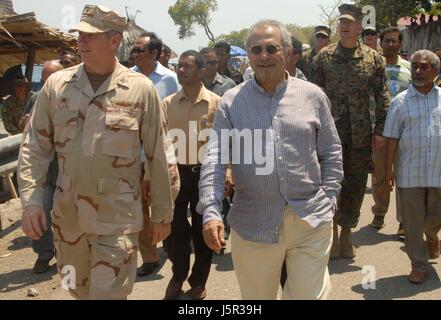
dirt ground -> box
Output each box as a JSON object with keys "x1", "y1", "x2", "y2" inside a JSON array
[
  {"x1": 1, "y1": 184, "x2": 441, "y2": 300},
  {"x1": 0, "y1": 199, "x2": 65, "y2": 299}
]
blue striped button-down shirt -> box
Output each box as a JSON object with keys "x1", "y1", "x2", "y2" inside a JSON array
[
  {"x1": 197, "y1": 76, "x2": 343, "y2": 244},
  {"x1": 383, "y1": 84, "x2": 441, "y2": 188}
]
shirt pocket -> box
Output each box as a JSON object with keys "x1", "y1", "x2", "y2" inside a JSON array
[
  {"x1": 102, "y1": 111, "x2": 139, "y2": 159},
  {"x1": 53, "y1": 110, "x2": 79, "y2": 154},
  {"x1": 97, "y1": 177, "x2": 136, "y2": 223}
]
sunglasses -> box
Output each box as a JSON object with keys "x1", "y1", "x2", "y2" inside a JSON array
[
  {"x1": 315, "y1": 34, "x2": 329, "y2": 39},
  {"x1": 249, "y1": 44, "x2": 281, "y2": 55},
  {"x1": 132, "y1": 47, "x2": 147, "y2": 54},
  {"x1": 206, "y1": 60, "x2": 219, "y2": 66}
]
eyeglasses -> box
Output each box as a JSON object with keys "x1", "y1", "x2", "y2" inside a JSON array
[
  {"x1": 411, "y1": 62, "x2": 432, "y2": 71},
  {"x1": 206, "y1": 60, "x2": 219, "y2": 66},
  {"x1": 248, "y1": 44, "x2": 281, "y2": 55},
  {"x1": 132, "y1": 47, "x2": 147, "y2": 54}
]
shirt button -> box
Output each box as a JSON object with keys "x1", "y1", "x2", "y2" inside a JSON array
[
  {"x1": 274, "y1": 116, "x2": 277, "y2": 120},
  {"x1": 278, "y1": 156, "x2": 283, "y2": 161}
]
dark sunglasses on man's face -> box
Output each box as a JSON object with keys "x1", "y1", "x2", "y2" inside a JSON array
[
  {"x1": 315, "y1": 34, "x2": 329, "y2": 39},
  {"x1": 206, "y1": 60, "x2": 219, "y2": 66},
  {"x1": 132, "y1": 47, "x2": 147, "y2": 54},
  {"x1": 249, "y1": 44, "x2": 281, "y2": 55}
]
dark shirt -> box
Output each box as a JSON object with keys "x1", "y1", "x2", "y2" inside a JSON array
[
  {"x1": 220, "y1": 67, "x2": 243, "y2": 85},
  {"x1": 204, "y1": 73, "x2": 236, "y2": 97}
]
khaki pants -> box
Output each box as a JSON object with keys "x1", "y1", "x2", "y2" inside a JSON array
[
  {"x1": 52, "y1": 217, "x2": 138, "y2": 300},
  {"x1": 399, "y1": 188, "x2": 441, "y2": 272},
  {"x1": 138, "y1": 199, "x2": 159, "y2": 263},
  {"x1": 231, "y1": 207, "x2": 332, "y2": 300},
  {"x1": 371, "y1": 147, "x2": 402, "y2": 222}
]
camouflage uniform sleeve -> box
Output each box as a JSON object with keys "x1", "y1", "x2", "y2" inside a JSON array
[
  {"x1": 372, "y1": 53, "x2": 391, "y2": 136},
  {"x1": 311, "y1": 52, "x2": 325, "y2": 89},
  {"x1": 141, "y1": 85, "x2": 174, "y2": 224},
  {"x1": 18, "y1": 84, "x2": 54, "y2": 209},
  {"x1": 1, "y1": 98, "x2": 20, "y2": 135}
]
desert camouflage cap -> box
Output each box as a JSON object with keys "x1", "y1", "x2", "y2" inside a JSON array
[
  {"x1": 68, "y1": 5, "x2": 126, "y2": 34},
  {"x1": 315, "y1": 25, "x2": 331, "y2": 37},
  {"x1": 338, "y1": 4, "x2": 363, "y2": 22}
]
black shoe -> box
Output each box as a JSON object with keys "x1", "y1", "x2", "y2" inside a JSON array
[
  {"x1": 137, "y1": 262, "x2": 159, "y2": 277},
  {"x1": 33, "y1": 259, "x2": 51, "y2": 274}
]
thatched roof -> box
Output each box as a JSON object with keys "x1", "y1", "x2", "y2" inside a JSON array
[
  {"x1": 116, "y1": 19, "x2": 178, "y2": 64},
  {"x1": 117, "y1": 20, "x2": 147, "y2": 63},
  {"x1": 0, "y1": 9, "x2": 77, "y2": 76},
  {"x1": 0, "y1": 0, "x2": 15, "y2": 16}
]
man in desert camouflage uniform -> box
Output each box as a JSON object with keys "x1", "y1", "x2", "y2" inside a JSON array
[
  {"x1": 1, "y1": 77, "x2": 30, "y2": 135},
  {"x1": 18, "y1": 5, "x2": 173, "y2": 300},
  {"x1": 312, "y1": 4, "x2": 390, "y2": 259}
]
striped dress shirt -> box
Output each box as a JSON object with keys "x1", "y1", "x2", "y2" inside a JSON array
[
  {"x1": 197, "y1": 76, "x2": 343, "y2": 244},
  {"x1": 383, "y1": 84, "x2": 441, "y2": 188}
]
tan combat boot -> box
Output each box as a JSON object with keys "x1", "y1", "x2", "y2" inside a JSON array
[
  {"x1": 330, "y1": 220, "x2": 340, "y2": 260},
  {"x1": 340, "y1": 227, "x2": 356, "y2": 258}
]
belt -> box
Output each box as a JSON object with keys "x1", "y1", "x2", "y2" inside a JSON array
[{"x1": 178, "y1": 164, "x2": 202, "y2": 173}]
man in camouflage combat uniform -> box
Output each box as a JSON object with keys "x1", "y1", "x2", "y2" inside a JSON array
[
  {"x1": 297, "y1": 25, "x2": 331, "y2": 80},
  {"x1": 18, "y1": 5, "x2": 174, "y2": 300},
  {"x1": 1, "y1": 77, "x2": 30, "y2": 135},
  {"x1": 312, "y1": 4, "x2": 390, "y2": 259}
]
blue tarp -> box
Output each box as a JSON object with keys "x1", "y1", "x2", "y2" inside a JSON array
[{"x1": 230, "y1": 45, "x2": 247, "y2": 57}]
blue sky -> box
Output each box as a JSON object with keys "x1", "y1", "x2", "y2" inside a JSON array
[{"x1": 14, "y1": 0, "x2": 345, "y2": 54}]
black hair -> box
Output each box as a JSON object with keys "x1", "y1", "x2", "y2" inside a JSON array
[
  {"x1": 214, "y1": 40, "x2": 231, "y2": 54},
  {"x1": 180, "y1": 50, "x2": 206, "y2": 68},
  {"x1": 380, "y1": 27, "x2": 403, "y2": 43},
  {"x1": 139, "y1": 32, "x2": 163, "y2": 60},
  {"x1": 291, "y1": 36, "x2": 303, "y2": 55},
  {"x1": 199, "y1": 47, "x2": 216, "y2": 55}
]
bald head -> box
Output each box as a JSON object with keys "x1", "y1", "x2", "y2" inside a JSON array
[{"x1": 42, "y1": 60, "x2": 63, "y2": 83}]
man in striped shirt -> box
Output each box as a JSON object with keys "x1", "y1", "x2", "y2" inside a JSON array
[
  {"x1": 384, "y1": 50, "x2": 441, "y2": 284},
  {"x1": 198, "y1": 20, "x2": 343, "y2": 300}
]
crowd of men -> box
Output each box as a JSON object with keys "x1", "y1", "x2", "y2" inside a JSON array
[{"x1": 1, "y1": 3, "x2": 441, "y2": 300}]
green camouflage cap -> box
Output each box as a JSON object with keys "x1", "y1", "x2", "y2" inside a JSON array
[
  {"x1": 315, "y1": 25, "x2": 331, "y2": 37},
  {"x1": 69, "y1": 5, "x2": 126, "y2": 34},
  {"x1": 338, "y1": 4, "x2": 363, "y2": 22}
]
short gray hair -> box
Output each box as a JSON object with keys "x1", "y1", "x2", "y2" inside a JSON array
[
  {"x1": 245, "y1": 20, "x2": 293, "y2": 55},
  {"x1": 411, "y1": 50, "x2": 441, "y2": 70}
]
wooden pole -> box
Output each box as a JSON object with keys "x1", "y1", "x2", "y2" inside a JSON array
[
  {"x1": 24, "y1": 47, "x2": 35, "y2": 85},
  {"x1": 5, "y1": 173, "x2": 17, "y2": 199}
]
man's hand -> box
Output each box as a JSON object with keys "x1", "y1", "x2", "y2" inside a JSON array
[
  {"x1": 203, "y1": 220, "x2": 226, "y2": 254},
  {"x1": 149, "y1": 222, "x2": 171, "y2": 245},
  {"x1": 224, "y1": 176, "x2": 235, "y2": 198},
  {"x1": 385, "y1": 170, "x2": 395, "y2": 192},
  {"x1": 22, "y1": 206, "x2": 47, "y2": 240},
  {"x1": 372, "y1": 135, "x2": 386, "y2": 152},
  {"x1": 142, "y1": 180, "x2": 151, "y2": 204}
]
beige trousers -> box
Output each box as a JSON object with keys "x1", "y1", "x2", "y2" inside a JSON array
[
  {"x1": 231, "y1": 206, "x2": 332, "y2": 300},
  {"x1": 371, "y1": 146, "x2": 402, "y2": 222}
]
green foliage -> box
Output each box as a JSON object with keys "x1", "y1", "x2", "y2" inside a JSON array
[
  {"x1": 168, "y1": 0, "x2": 218, "y2": 42},
  {"x1": 216, "y1": 28, "x2": 249, "y2": 48},
  {"x1": 354, "y1": 0, "x2": 441, "y2": 29}
]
